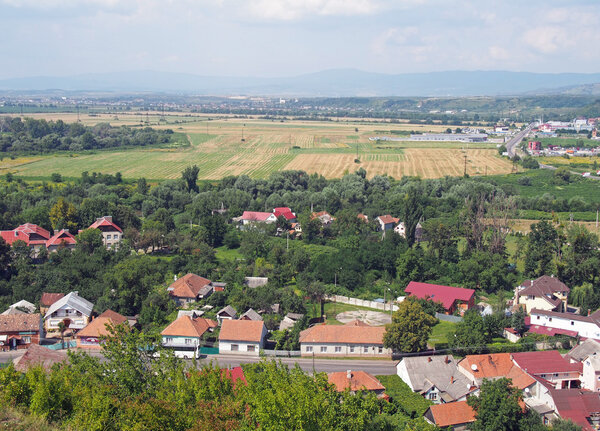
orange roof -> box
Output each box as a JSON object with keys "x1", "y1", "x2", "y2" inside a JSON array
[
  {"x1": 40, "y1": 293, "x2": 65, "y2": 307},
  {"x1": 219, "y1": 319, "x2": 265, "y2": 343},
  {"x1": 458, "y1": 353, "x2": 535, "y2": 390},
  {"x1": 377, "y1": 215, "x2": 399, "y2": 225},
  {"x1": 76, "y1": 310, "x2": 128, "y2": 338},
  {"x1": 328, "y1": 370, "x2": 385, "y2": 392},
  {"x1": 428, "y1": 401, "x2": 475, "y2": 428},
  {"x1": 161, "y1": 316, "x2": 217, "y2": 338},
  {"x1": 13, "y1": 344, "x2": 67, "y2": 372},
  {"x1": 168, "y1": 273, "x2": 212, "y2": 299},
  {"x1": 299, "y1": 322, "x2": 385, "y2": 345}
]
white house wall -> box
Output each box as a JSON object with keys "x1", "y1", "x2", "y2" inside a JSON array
[
  {"x1": 530, "y1": 312, "x2": 600, "y2": 339},
  {"x1": 300, "y1": 342, "x2": 392, "y2": 357}
]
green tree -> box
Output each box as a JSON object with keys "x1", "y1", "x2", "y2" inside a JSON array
[
  {"x1": 383, "y1": 298, "x2": 437, "y2": 353},
  {"x1": 468, "y1": 378, "x2": 523, "y2": 431},
  {"x1": 49, "y1": 197, "x2": 78, "y2": 231},
  {"x1": 525, "y1": 221, "x2": 558, "y2": 278},
  {"x1": 551, "y1": 418, "x2": 583, "y2": 430},
  {"x1": 511, "y1": 307, "x2": 527, "y2": 336},
  {"x1": 401, "y1": 184, "x2": 424, "y2": 247},
  {"x1": 76, "y1": 228, "x2": 104, "y2": 254},
  {"x1": 182, "y1": 165, "x2": 200, "y2": 193},
  {"x1": 450, "y1": 309, "x2": 487, "y2": 354}
]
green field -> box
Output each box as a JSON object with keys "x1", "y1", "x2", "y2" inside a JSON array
[
  {"x1": 0, "y1": 113, "x2": 514, "y2": 180},
  {"x1": 428, "y1": 320, "x2": 456, "y2": 348}
]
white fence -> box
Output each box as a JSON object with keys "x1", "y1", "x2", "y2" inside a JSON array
[
  {"x1": 326, "y1": 295, "x2": 398, "y2": 312},
  {"x1": 262, "y1": 349, "x2": 301, "y2": 357}
]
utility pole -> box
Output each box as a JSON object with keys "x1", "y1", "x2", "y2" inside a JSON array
[{"x1": 463, "y1": 153, "x2": 468, "y2": 176}]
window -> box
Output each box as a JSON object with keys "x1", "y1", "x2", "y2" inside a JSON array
[
  {"x1": 541, "y1": 374, "x2": 546, "y2": 378},
  {"x1": 428, "y1": 392, "x2": 437, "y2": 400},
  {"x1": 231, "y1": 344, "x2": 239, "y2": 351},
  {"x1": 165, "y1": 337, "x2": 173, "y2": 343},
  {"x1": 306, "y1": 346, "x2": 313, "y2": 353},
  {"x1": 549, "y1": 318, "x2": 553, "y2": 322},
  {"x1": 22, "y1": 336, "x2": 31, "y2": 344},
  {"x1": 185, "y1": 338, "x2": 192, "y2": 345},
  {"x1": 349, "y1": 346, "x2": 354, "y2": 353},
  {"x1": 106, "y1": 234, "x2": 111, "y2": 240},
  {"x1": 378, "y1": 347, "x2": 383, "y2": 354},
  {"x1": 363, "y1": 346, "x2": 369, "y2": 353},
  {"x1": 320, "y1": 346, "x2": 327, "y2": 353},
  {"x1": 247, "y1": 345, "x2": 255, "y2": 352},
  {"x1": 335, "y1": 346, "x2": 341, "y2": 353},
  {"x1": 571, "y1": 321, "x2": 574, "y2": 325},
  {"x1": 554, "y1": 373, "x2": 559, "y2": 378},
  {"x1": 536, "y1": 316, "x2": 540, "y2": 320}
]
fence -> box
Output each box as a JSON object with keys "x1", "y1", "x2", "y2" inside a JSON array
[
  {"x1": 326, "y1": 295, "x2": 399, "y2": 312},
  {"x1": 261, "y1": 349, "x2": 301, "y2": 357},
  {"x1": 47, "y1": 340, "x2": 76, "y2": 350},
  {"x1": 435, "y1": 313, "x2": 462, "y2": 323}
]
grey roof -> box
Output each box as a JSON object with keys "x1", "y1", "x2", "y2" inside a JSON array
[
  {"x1": 198, "y1": 284, "x2": 213, "y2": 297},
  {"x1": 244, "y1": 277, "x2": 269, "y2": 288},
  {"x1": 399, "y1": 355, "x2": 474, "y2": 401},
  {"x1": 8, "y1": 300, "x2": 36, "y2": 313},
  {"x1": 177, "y1": 309, "x2": 205, "y2": 319},
  {"x1": 240, "y1": 308, "x2": 263, "y2": 321},
  {"x1": 1, "y1": 307, "x2": 26, "y2": 316},
  {"x1": 286, "y1": 313, "x2": 304, "y2": 321},
  {"x1": 212, "y1": 282, "x2": 227, "y2": 288},
  {"x1": 44, "y1": 292, "x2": 94, "y2": 319},
  {"x1": 217, "y1": 305, "x2": 237, "y2": 318},
  {"x1": 568, "y1": 339, "x2": 600, "y2": 362}
]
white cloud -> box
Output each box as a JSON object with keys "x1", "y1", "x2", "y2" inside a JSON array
[
  {"x1": 522, "y1": 26, "x2": 570, "y2": 54},
  {"x1": 245, "y1": 0, "x2": 380, "y2": 21}
]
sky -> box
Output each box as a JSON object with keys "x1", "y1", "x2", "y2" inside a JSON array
[{"x1": 1, "y1": 0, "x2": 599, "y2": 79}]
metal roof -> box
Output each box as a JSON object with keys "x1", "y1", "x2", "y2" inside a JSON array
[{"x1": 44, "y1": 292, "x2": 94, "y2": 319}]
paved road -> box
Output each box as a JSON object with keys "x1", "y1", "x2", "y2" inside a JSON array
[
  {"x1": 506, "y1": 122, "x2": 536, "y2": 158},
  {"x1": 0, "y1": 350, "x2": 398, "y2": 375}
]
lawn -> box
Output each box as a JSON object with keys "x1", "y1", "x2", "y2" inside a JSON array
[
  {"x1": 215, "y1": 246, "x2": 244, "y2": 262},
  {"x1": 428, "y1": 320, "x2": 456, "y2": 348},
  {"x1": 376, "y1": 375, "x2": 433, "y2": 417}
]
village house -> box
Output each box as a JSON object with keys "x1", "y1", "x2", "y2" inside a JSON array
[
  {"x1": 161, "y1": 315, "x2": 217, "y2": 358},
  {"x1": 273, "y1": 207, "x2": 297, "y2": 223},
  {"x1": 76, "y1": 309, "x2": 130, "y2": 348},
  {"x1": 240, "y1": 308, "x2": 262, "y2": 321},
  {"x1": 88, "y1": 216, "x2": 123, "y2": 248},
  {"x1": 45, "y1": 229, "x2": 77, "y2": 252},
  {"x1": 216, "y1": 305, "x2": 237, "y2": 325},
  {"x1": 423, "y1": 401, "x2": 476, "y2": 430},
  {"x1": 533, "y1": 385, "x2": 600, "y2": 430},
  {"x1": 514, "y1": 275, "x2": 570, "y2": 314},
  {"x1": 218, "y1": 319, "x2": 267, "y2": 356},
  {"x1": 0, "y1": 223, "x2": 50, "y2": 254},
  {"x1": 529, "y1": 308, "x2": 600, "y2": 340},
  {"x1": 397, "y1": 355, "x2": 476, "y2": 403},
  {"x1": 167, "y1": 273, "x2": 214, "y2": 306},
  {"x1": 404, "y1": 281, "x2": 475, "y2": 315},
  {"x1": 457, "y1": 353, "x2": 536, "y2": 392},
  {"x1": 512, "y1": 350, "x2": 582, "y2": 390},
  {"x1": 1, "y1": 300, "x2": 36, "y2": 315},
  {"x1": 376, "y1": 215, "x2": 399, "y2": 233},
  {"x1": 327, "y1": 370, "x2": 386, "y2": 397},
  {"x1": 279, "y1": 312, "x2": 304, "y2": 331},
  {"x1": 567, "y1": 339, "x2": 600, "y2": 363},
  {"x1": 582, "y1": 354, "x2": 600, "y2": 392},
  {"x1": 394, "y1": 222, "x2": 423, "y2": 242},
  {"x1": 39, "y1": 293, "x2": 65, "y2": 315},
  {"x1": 13, "y1": 344, "x2": 67, "y2": 372},
  {"x1": 43, "y1": 291, "x2": 94, "y2": 333},
  {"x1": 299, "y1": 320, "x2": 391, "y2": 357},
  {"x1": 311, "y1": 211, "x2": 335, "y2": 227},
  {"x1": 0, "y1": 313, "x2": 44, "y2": 350},
  {"x1": 236, "y1": 211, "x2": 277, "y2": 227}
]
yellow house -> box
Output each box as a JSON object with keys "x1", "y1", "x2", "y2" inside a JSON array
[{"x1": 514, "y1": 275, "x2": 569, "y2": 314}]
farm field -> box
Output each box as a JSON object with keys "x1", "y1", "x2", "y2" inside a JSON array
[{"x1": 0, "y1": 113, "x2": 514, "y2": 180}]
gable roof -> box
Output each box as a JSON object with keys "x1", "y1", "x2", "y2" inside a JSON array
[
  {"x1": 240, "y1": 308, "x2": 263, "y2": 321},
  {"x1": 377, "y1": 215, "x2": 399, "y2": 225},
  {"x1": 46, "y1": 229, "x2": 77, "y2": 247},
  {"x1": 161, "y1": 316, "x2": 217, "y2": 338},
  {"x1": 44, "y1": 292, "x2": 94, "y2": 319},
  {"x1": 89, "y1": 216, "x2": 122, "y2": 233},
  {"x1": 568, "y1": 339, "x2": 600, "y2": 362},
  {"x1": 328, "y1": 370, "x2": 385, "y2": 392},
  {"x1": 520, "y1": 275, "x2": 570, "y2": 295},
  {"x1": 549, "y1": 389, "x2": 600, "y2": 431},
  {"x1": 299, "y1": 322, "x2": 385, "y2": 345},
  {"x1": 217, "y1": 305, "x2": 237, "y2": 318},
  {"x1": 273, "y1": 207, "x2": 295, "y2": 220},
  {"x1": 0, "y1": 223, "x2": 50, "y2": 246},
  {"x1": 512, "y1": 350, "x2": 582, "y2": 375},
  {"x1": 399, "y1": 355, "x2": 474, "y2": 401},
  {"x1": 40, "y1": 293, "x2": 65, "y2": 307},
  {"x1": 405, "y1": 281, "x2": 475, "y2": 310},
  {"x1": 13, "y1": 344, "x2": 68, "y2": 372},
  {"x1": 3, "y1": 300, "x2": 36, "y2": 314},
  {"x1": 241, "y1": 211, "x2": 274, "y2": 222},
  {"x1": 458, "y1": 353, "x2": 535, "y2": 390},
  {"x1": 77, "y1": 309, "x2": 128, "y2": 338},
  {"x1": 219, "y1": 319, "x2": 265, "y2": 343},
  {"x1": 425, "y1": 401, "x2": 476, "y2": 428},
  {"x1": 168, "y1": 273, "x2": 212, "y2": 299},
  {"x1": 0, "y1": 313, "x2": 41, "y2": 333}
]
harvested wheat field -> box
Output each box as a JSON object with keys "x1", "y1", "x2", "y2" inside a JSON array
[{"x1": 2, "y1": 114, "x2": 511, "y2": 180}]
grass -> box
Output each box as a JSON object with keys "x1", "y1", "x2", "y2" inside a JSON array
[
  {"x1": 1, "y1": 113, "x2": 514, "y2": 181},
  {"x1": 306, "y1": 301, "x2": 386, "y2": 324},
  {"x1": 0, "y1": 408, "x2": 61, "y2": 431},
  {"x1": 214, "y1": 246, "x2": 244, "y2": 262},
  {"x1": 428, "y1": 321, "x2": 456, "y2": 348},
  {"x1": 376, "y1": 375, "x2": 433, "y2": 417}
]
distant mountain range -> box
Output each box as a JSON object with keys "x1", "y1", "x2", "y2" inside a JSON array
[{"x1": 1, "y1": 69, "x2": 600, "y2": 97}]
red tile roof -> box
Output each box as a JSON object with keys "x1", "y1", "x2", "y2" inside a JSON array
[
  {"x1": 299, "y1": 322, "x2": 385, "y2": 345},
  {"x1": 377, "y1": 215, "x2": 399, "y2": 225},
  {"x1": 427, "y1": 401, "x2": 476, "y2": 428},
  {"x1": 76, "y1": 310, "x2": 128, "y2": 339},
  {"x1": 89, "y1": 216, "x2": 122, "y2": 233},
  {"x1": 46, "y1": 229, "x2": 77, "y2": 247},
  {"x1": 161, "y1": 316, "x2": 217, "y2": 338},
  {"x1": 458, "y1": 353, "x2": 535, "y2": 390},
  {"x1": 550, "y1": 389, "x2": 600, "y2": 431},
  {"x1": 512, "y1": 350, "x2": 582, "y2": 375},
  {"x1": 0, "y1": 314, "x2": 41, "y2": 333},
  {"x1": 40, "y1": 293, "x2": 65, "y2": 307},
  {"x1": 405, "y1": 281, "x2": 475, "y2": 310},
  {"x1": 273, "y1": 207, "x2": 295, "y2": 220},
  {"x1": 13, "y1": 344, "x2": 68, "y2": 372},
  {"x1": 241, "y1": 211, "x2": 273, "y2": 222},
  {"x1": 219, "y1": 319, "x2": 265, "y2": 343},
  {"x1": 328, "y1": 371, "x2": 385, "y2": 392},
  {"x1": 168, "y1": 273, "x2": 212, "y2": 299},
  {"x1": 528, "y1": 324, "x2": 578, "y2": 338},
  {"x1": 0, "y1": 223, "x2": 50, "y2": 246}
]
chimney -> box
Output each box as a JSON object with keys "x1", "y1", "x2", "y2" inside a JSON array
[
  {"x1": 444, "y1": 356, "x2": 449, "y2": 364},
  {"x1": 589, "y1": 309, "x2": 591, "y2": 316},
  {"x1": 450, "y1": 376, "x2": 454, "y2": 384},
  {"x1": 54, "y1": 230, "x2": 60, "y2": 235},
  {"x1": 347, "y1": 370, "x2": 352, "y2": 380},
  {"x1": 428, "y1": 357, "x2": 432, "y2": 362}
]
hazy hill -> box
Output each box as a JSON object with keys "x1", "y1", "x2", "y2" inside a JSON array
[{"x1": 1, "y1": 69, "x2": 600, "y2": 97}]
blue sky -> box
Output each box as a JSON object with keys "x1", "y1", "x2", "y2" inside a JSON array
[{"x1": 1, "y1": 0, "x2": 599, "y2": 79}]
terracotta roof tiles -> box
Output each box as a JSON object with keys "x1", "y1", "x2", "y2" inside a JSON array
[
  {"x1": 161, "y1": 316, "x2": 217, "y2": 338},
  {"x1": 77, "y1": 310, "x2": 128, "y2": 338},
  {"x1": 328, "y1": 371, "x2": 385, "y2": 392},
  {"x1": 427, "y1": 401, "x2": 476, "y2": 428},
  {"x1": 299, "y1": 323, "x2": 385, "y2": 345},
  {"x1": 0, "y1": 314, "x2": 41, "y2": 333},
  {"x1": 168, "y1": 273, "x2": 212, "y2": 299},
  {"x1": 219, "y1": 319, "x2": 265, "y2": 343}
]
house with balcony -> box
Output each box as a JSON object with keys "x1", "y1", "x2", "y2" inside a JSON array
[
  {"x1": 512, "y1": 350, "x2": 582, "y2": 390},
  {"x1": 160, "y1": 315, "x2": 217, "y2": 359},
  {"x1": 43, "y1": 291, "x2": 94, "y2": 333}
]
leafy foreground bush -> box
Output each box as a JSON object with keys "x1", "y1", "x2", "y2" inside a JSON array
[{"x1": 0, "y1": 324, "x2": 431, "y2": 431}]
